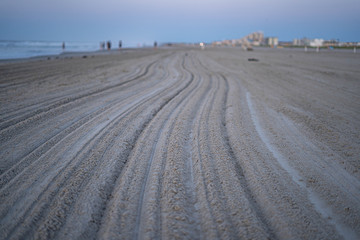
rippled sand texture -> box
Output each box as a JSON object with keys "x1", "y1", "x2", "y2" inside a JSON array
[{"x1": 1, "y1": 48, "x2": 359, "y2": 239}]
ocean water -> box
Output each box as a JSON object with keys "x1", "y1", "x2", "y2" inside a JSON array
[{"x1": 0, "y1": 40, "x2": 100, "y2": 60}]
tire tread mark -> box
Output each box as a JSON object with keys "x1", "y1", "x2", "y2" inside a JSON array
[
  {"x1": 1, "y1": 54, "x2": 177, "y2": 239},
  {"x1": 0, "y1": 56, "x2": 165, "y2": 133},
  {"x1": 219, "y1": 73, "x2": 277, "y2": 239}
]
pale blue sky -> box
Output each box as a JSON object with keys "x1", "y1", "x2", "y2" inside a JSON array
[{"x1": 0, "y1": 0, "x2": 359, "y2": 46}]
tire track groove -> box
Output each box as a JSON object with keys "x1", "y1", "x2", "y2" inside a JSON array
[
  {"x1": 0, "y1": 54, "x2": 171, "y2": 177},
  {"x1": 0, "y1": 53, "x2": 178, "y2": 239},
  {"x1": 97, "y1": 53, "x2": 196, "y2": 239},
  {"x1": 219, "y1": 73, "x2": 276, "y2": 239},
  {"x1": 137, "y1": 53, "x2": 205, "y2": 240},
  {"x1": 0, "y1": 57, "x2": 160, "y2": 132}
]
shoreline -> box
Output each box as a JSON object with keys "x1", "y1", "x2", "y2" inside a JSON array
[
  {"x1": 0, "y1": 48, "x2": 153, "y2": 65},
  {"x1": 1, "y1": 45, "x2": 357, "y2": 63}
]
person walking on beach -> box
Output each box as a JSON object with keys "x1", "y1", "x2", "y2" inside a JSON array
[
  {"x1": 62, "y1": 42, "x2": 65, "y2": 51},
  {"x1": 107, "y1": 41, "x2": 111, "y2": 50},
  {"x1": 154, "y1": 41, "x2": 157, "y2": 49},
  {"x1": 119, "y1": 40, "x2": 122, "y2": 49}
]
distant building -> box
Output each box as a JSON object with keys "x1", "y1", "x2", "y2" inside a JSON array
[
  {"x1": 266, "y1": 37, "x2": 278, "y2": 47},
  {"x1": 292, "y1": 38, "x2": 311, "y2": 46},
  {"x1": 247, "y1": 32, "x2": 264, "y2": 46},
  {"x1": 211, "y1": 31, "x2": 264, "y2": 48},
  {"x1": 310, "y1": 39, "x2": 324, "y2": 47},
  {"x1": 338, "y1": 41, "x2": 360, "y2": 47},
  {"x1": 278, "y1": 41, "x2": 292, "y2": 47},
  {"x1": 212, "y1": 41, "x2": 223, "y2": 47},
  {"x1": 323, "y1": 39, "x2": 339, "y2": 47},
  {"x1": 293, "y1": 38, "x2": 301, "y2": 46}
]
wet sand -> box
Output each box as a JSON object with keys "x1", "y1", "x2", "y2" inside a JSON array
[{"x1": 1, "y1": 47, "x2": 359, "y2": 239}]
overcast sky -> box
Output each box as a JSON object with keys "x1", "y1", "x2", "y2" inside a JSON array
[{"x1": 0, "y1": 0, "x2": 359, "y2": 45}]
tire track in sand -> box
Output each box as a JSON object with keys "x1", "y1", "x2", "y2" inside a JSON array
[
  {"x1": 246, "y1": 91, "x2": 359, "y2": 240},
  {"x1": 97, "y1": 53, "x2": 197, "y2": 239},
  {"x1": 2, "y1": 48, "x2": 359, "y2": 240},
  {"x1": 0, "y1": 58, "x2": 162, "y2": 175},
  {"x1": 51, "y1": 52, "x2": 192, "y2": 240},
  {"x1": 0, "y1": 56, "x2": 160, "y2": 132},
  {"x1": 134, "y1": 54, "x2": 206, "y2": 240},
  {"x1": 193, "y1": 56, "x2": 273, "y2": 239},
  {"x1": 0, "y1": 55, "x2": 166, "y2": 179},
  {"x1": 0, "y1": 52, "x2": 181, "y2": 239}
]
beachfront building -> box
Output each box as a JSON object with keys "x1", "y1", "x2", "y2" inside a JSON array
[
  {"x1": 266, "y1": 37, "x2": 278, "y2": 47},
  {"x1": 310, "y1": 39, "x2": 324, "y2": 47},
  {"x1": 278, "y1": 41, "x2": 293, "y2": 47},
  {"x1": 246, "y1": 32, "x2": 264, "y2": 46},
  {"x1": 293, "y1": 38, "x2": 324, "y2": 47},
  {"x1": 292, "y1": 38, "x2": 311, "y2": 46},
  {"x1": 211, "y1": 31, "x2": 264, "y2": 48},
  {"x1": 323, "y1": 39, "x2": 340, "y2": 47},
  {"x1": 338, "y1": 41, "x2": 360, "y2": 47}
]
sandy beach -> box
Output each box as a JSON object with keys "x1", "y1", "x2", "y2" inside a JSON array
[{"x1": 0, "y1": 47, "x2": 359, "y2": 239}]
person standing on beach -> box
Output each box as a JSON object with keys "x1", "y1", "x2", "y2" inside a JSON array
[
  {"x1": 119, "y1": 40, "x2": 122, "y2": 49},
  {"x1": 107, "y1": 41, "x2": 111, "y2": 50},
  {"x1": 62, "y1": 42, "x2": 65, "y2": 51},
  {"x1": 154, "y1": 41, "x2": 157, "y2": 48}
]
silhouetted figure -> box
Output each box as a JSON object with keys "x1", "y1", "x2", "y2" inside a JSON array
[
  {"x1": 62, "y1": 42, "x2": 65, "y2": 50},
  {"x1": 107, "y1": 41, "x2": 111, "y2": 50},
  {"x1": 154, "y1": 41, "x2": 157, "y2": 48},
  {"x1": 119, "y1": 40, "x2": 122, "y2": 49}
]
